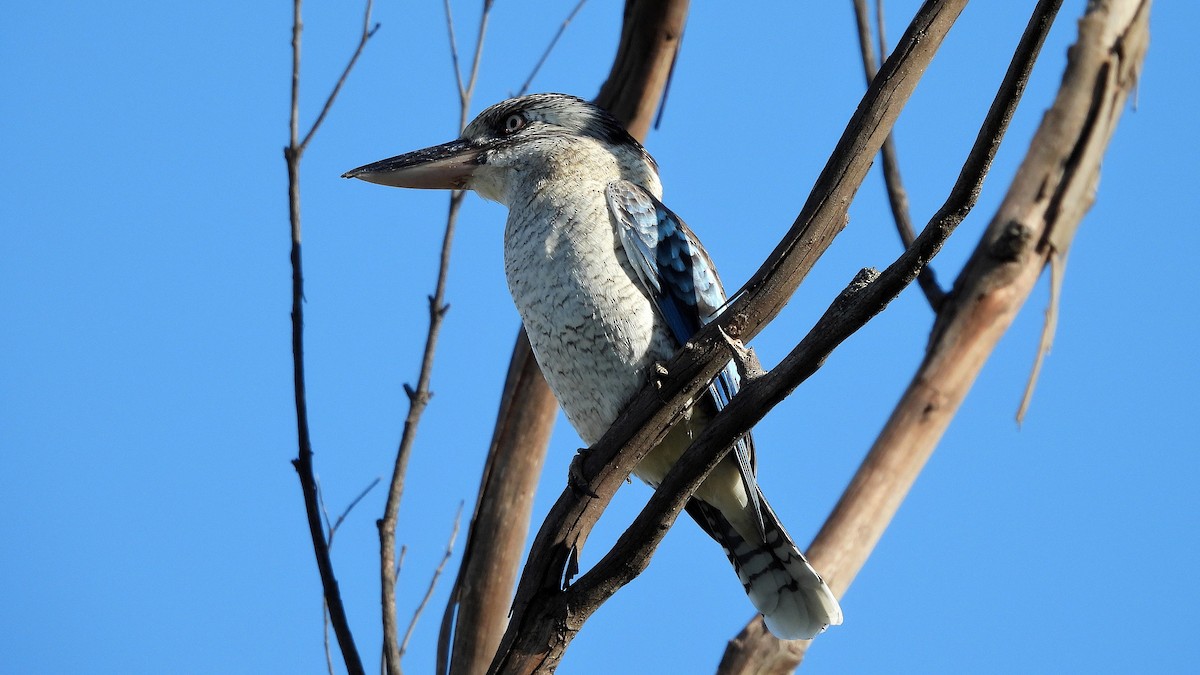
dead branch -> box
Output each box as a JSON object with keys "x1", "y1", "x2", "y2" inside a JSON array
[
  {"x1": 583, "y1": 0, "x2": 1070, "y2": 617},
  {"x1": 720, "y1": 0, "x2": 1148, "y2": 671},
  {"x1": 286, "y1": 1, "x2": 378, "y2": 673}
]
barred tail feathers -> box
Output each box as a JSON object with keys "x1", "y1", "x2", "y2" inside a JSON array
[{"x1": 684, "y1": 496, "x2": 842, "y2": 640}]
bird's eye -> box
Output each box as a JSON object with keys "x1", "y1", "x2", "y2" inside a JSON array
[{"x1": 502, "y1": 113, "x2": 526, "y2": 134}]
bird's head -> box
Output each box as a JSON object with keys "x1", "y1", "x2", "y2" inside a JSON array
[{"x1": 342, "y1": 93, "x2": 659, "y2": 204}]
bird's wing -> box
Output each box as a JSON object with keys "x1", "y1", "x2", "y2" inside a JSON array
[{"x1": 605, "y1": 180, "x2": 763, "y2": 529}]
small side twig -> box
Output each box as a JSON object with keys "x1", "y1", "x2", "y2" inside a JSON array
[
  {"x1": 716, "y1": 326, "x2": 766, "y2": 384},
  {"x1": 318, "y1": 476, "x2": 381, "y2": 675},
  {"x1": 298, "y1": 0, "x2": 380, "y2": 155},
  {"x1": 400, "y1": 504, "x2": 464, "y2": 660},
  {"x1": 331, "y1": 477, "x2": 383, "y2": 546}
]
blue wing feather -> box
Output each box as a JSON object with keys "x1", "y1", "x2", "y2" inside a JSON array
[{"x1": 605, "y1": 180, "x2": 762, "y2": 528}]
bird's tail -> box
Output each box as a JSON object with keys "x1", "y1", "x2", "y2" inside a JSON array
[{"x1": 685, "y1": 494, "x2": 842, "y2": 640}]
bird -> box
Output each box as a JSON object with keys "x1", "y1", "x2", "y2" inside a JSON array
[{"x1": 342, "y1": 93, "x2": 842, "y2": 640}]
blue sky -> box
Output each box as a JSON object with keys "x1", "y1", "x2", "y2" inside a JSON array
[{"x1": 3, "y1": 1, "x2": 1197, "y2": 673}]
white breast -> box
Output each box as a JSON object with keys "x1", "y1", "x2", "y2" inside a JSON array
[{"x1": 503, "y1": 181, "x2": 675, "y2": 445}]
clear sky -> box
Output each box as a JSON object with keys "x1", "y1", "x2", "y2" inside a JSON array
[{"x1": 3, "y1": 1, "x2": 1197, "y2": 673}]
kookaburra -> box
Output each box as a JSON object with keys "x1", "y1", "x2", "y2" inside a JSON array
[{"x1": 344, "y1": 93, "x2": 842, "y2": 640}]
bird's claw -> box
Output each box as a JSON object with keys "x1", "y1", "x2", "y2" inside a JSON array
[
  {"x1": 568, "y1": 449, "x2": 600, "y2": 498},
  {"x1": 651, "y1": 361, "x2": 670, "y2": 389}
]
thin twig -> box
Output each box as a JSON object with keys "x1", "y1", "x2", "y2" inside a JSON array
[
  {"x1": 443, "y1": 0, "x2": 466, "y2": 100},
  {"x1": 400, "y1": 505, "x2": 464, "y2": 659},
  {"x1": 317, "y1": 476, "x2": 333, "y2": 538},
  {"x1": 299, "y1": 0, "x2": 380, "y2": 153},
  {"x1": 317, "y1": 476, "x2": 379, "y2": 675},
  {"x1": 1017, "y1": 248, "x2": 1066, "y2": 424},
  {"x1": 331, "y1": 477, "x2": 383, "y2": 546},
  {"x1": 460, "y1": 1, "x2": 493, "y2": 115},
  {"x1": 517, "y1": 0, "x2": 589, "y2": 97},
  {"x1": 286, "y1": 1, "x2": 377, "y2": 673},
  {"x1": 851, "y1": 0, "x2": 946, "y2": 309},
  {"x1": 378, "y1": 3, "x2": 493, "y2": 673}
]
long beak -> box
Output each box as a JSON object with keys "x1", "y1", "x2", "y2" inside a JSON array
[{"x1": 341, "y1": 138, "x2": 483, "y2": 189}]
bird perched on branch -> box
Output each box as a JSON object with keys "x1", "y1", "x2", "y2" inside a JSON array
[{"x1": 343, "y1": 93, "x2": 842, "y2": 639}]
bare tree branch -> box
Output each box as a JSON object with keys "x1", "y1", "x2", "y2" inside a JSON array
[
  {"x1": 851, "y1": 0, "x2": 946, "y2": 309},
  {"x1": 331, "y1": 477, "x2": 383, "y2": 546},
  {"x1": 286, "y1": 1, "x2": 377, "y2": 673},
  {"x1": 811, "y1": 0, "x2": 1146, "y2": 640},
  {"x1": 378, "y1": 3, "x2": 493, "y2": 673},
  {"x1": 443, "y1": 0, "x2": 467, "y2": 100},
  {"x1": 721, "y1": 0, "x2": 1147, "y2": 671}
]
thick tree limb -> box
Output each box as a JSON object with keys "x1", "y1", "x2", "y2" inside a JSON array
[
  {"x1": 440, "y1": 2, "x2": 691, "y2": 674},
  {"x1": 721, "y1": 0, "x2": 1149, "y2": 671},
  {"x1": 487, "y1": 3, "x2": 970, "y2": 673}
]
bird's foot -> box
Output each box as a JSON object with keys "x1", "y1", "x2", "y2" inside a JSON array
[
  {"x1": 568, "y1": 448, "x2": 599, "y2": 498},
  {"x1": 649, "y1": 361, "x2": 670, "y2": 390}
]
